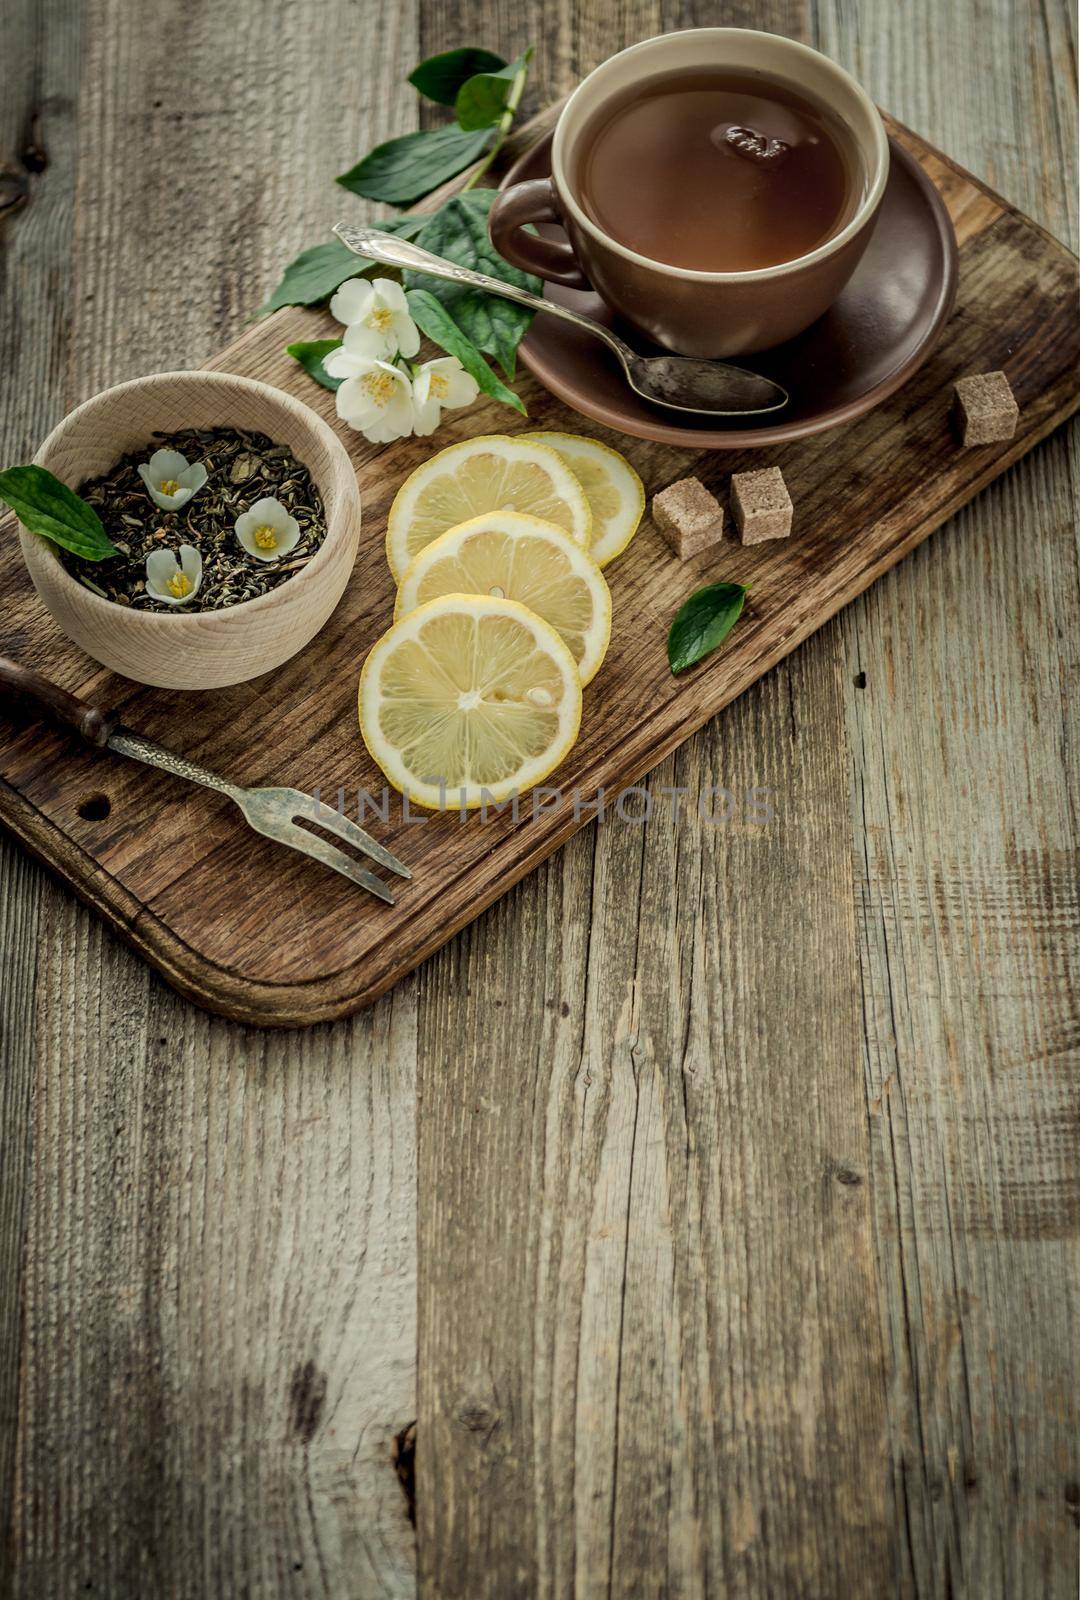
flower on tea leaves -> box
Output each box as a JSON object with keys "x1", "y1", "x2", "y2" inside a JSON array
[
  {"x1": 330, "y1": 356, "x2": 416, "y2": 444},
  {"x1": 145, "y1": 543, "x2": 202, "y2": 605},
  {"x1": 329, "y1": 277, "x2": 420, "y2": 361},
  {"x1": 234, "y1": 496, "x2": 301, "y2": 562},
  {"x1": 137, "y1": 448, "x2": 208, "y2": 511},
  {"x1": 411, "y1": 357, "x2": 480, "y2": 436}
]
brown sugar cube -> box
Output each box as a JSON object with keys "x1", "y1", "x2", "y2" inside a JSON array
[
  {"x1": 652, "y1": 476, "x2": 725, "y2": 559},
  {"x1": 731, "y1": 466, "x2": 793, "y2": 544},
  {"x1": 952, "y1": 371, "x2": 1019, "y2": 445}
]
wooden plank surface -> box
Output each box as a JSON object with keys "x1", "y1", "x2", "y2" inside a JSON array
[
  {"x1": 411, "y1": 1, "x2": 1079, "y2": 1597},
  {"x1": 1, "y1": 0, "x2": 422, "y2": 1594},
  {"x1": 827, "y1": 0, "x2": 1080, "y2": 1591},
  {"x1": 0, "y1": 0, "x2": 84, "y2": 1576},
  {"x1": 1, "y1": 3, "x2": 1076, "y2": 1600},
  {"x1": 0, "y1": 119, "x2": 1075, "y2": 1024},
  {"x1": 417, "y1": 637, "x2": 894, "y2": 1597}
]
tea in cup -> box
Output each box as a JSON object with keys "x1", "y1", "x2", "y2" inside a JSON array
[{"x1": 488, "y1": 29, "x2": 890, "y2": 357}]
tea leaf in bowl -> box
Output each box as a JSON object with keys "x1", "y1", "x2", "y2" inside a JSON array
[
  {"x1": 667, "y1": 581, "x2": 749, "y2": 675},
  {"x1": 0, "y1": 465, "x2": 119, "y2": 560}
]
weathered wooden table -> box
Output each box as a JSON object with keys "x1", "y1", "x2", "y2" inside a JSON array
[{"x1": 1, "y1": 0, "x2": 1076, "y2": 1595}]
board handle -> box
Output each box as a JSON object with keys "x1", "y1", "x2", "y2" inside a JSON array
[{"x1": 0, "y1": 656, "x2": 116, "y2": 748}]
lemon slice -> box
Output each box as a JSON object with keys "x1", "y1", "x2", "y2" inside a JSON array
[
  {"x1": 386, "y1": 435, "x2": 591, "y2": 582},
  {"x1": 522, "y1": 430, "x2": 644, "y2": 567},
  {"x1": 395, "y1": 511, "x2": 612, "y2": 686},
  {"x1": 359, "y1": 594, "x2": 582, "y2": 810}
]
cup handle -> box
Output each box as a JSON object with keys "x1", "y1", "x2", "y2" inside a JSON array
[{"x1": 488, "y1": 178, "x2": 591, "y2": 291}]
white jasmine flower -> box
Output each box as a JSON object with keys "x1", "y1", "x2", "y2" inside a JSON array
[
  {"x1": 145, "y1": 543, "x2": 202, "y2": 605},
  {"x1": 234, "y1": 496, "x2": 301, "y2": 562},
  {"x1": 411, "y1": 357, "x2": 480, "y2": 436},
  {"x1": 328, "y1": 277, "x2": 420, "y2": 361},
  {"x1": 137, "y1": 448, "x2": 208, "y2": 511},
  {"x1": 332, "y1": 357, "x2": 416, "y2": 444}
]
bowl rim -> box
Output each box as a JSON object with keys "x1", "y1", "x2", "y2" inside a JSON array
[
  {"x1": 550, "y1": 27, "x2": 891, "y2": 284},
  {"x1": 24, "y1": 368, "x2": 360, "y2": 630}
]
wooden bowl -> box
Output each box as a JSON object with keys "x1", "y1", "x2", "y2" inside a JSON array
[{"x1": 20, "y1": 370, "x2": 361, "y2": 689}]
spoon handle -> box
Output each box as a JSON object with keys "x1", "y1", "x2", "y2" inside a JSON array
[{"x1": 332, "y1": 224, "x2": 634, "y2": 361}]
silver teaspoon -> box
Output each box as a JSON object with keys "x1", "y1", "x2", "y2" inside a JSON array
[{"x1": 332, "y1": 224, "x2": 789, "y2": 418}]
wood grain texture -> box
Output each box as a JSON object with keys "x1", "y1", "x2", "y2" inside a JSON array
[
  {"x1": 11, "y1": 928, "x2": 419, "y2": 1600},
  {"x1": 0, "y1": 0, "x2": 86, "y2": 1574},
  {"x1": 417, "y1": 641, "x2": 893, "y2": 1597},
  {"x1": 823, "y1": 0, "x2": 1080, "y2": 1591},
  {"x1": 1, "y1": 0, "x2": 421, "y2": 1594},
  {"x1": 0, "y1": 117, "x2": 1075, "y2": 1023},
  {"x1": 1, "y1": 1, "x2": 1076, "y2": 1598},
  {"x1": 412, "y1": 2, "x2": 1080, "y2": 1598}
]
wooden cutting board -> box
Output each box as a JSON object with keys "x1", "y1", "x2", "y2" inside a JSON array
[{"x1": 1, "y1": 113, "x2": 1077, "y2": 1027}]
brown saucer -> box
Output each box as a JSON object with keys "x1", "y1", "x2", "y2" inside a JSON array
[{"x1": 499, "y1": 135, "x2": 958, "y2": 448}]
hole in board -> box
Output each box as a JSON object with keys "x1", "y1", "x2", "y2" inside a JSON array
[{"x1": 77, "y1": 793, "x2": 111, "y2": 822}]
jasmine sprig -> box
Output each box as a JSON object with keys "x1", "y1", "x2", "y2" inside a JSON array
[
  {"x1": 282, "y1": 191, "x2": 538, "y2": 422},
  {"x1": 286, "y1": 278, "x2": 480, "y2": 441},
  {"x1": 267, "y1": 44, "x2": 538, "y2": 419},
  {"x1": 337, "y1": 46, "x2": 533, "y2": 204},
  {"x1": 456, "y1": 50, "x2": 532, "y2": 191},
  {"x1": 407, "y1": 47, "x2": 506, "y2": 105}
]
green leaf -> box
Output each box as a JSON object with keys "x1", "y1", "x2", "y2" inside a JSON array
[
  {"x1": 408, "y1": 47, "x2": 506, "y2": 106},
  {"x1": 0, "y1": 464, "x2": 119, "y2": 560},
  {"x1": 258, "y1": 216, "x2": 429, "y2": 314},
  {"x1": 405, "y1": 190, "x2": 539, "y2": 377},
  {"x1": 336, "y1": 124, "x2": 492, "y2": 205},
  {"x1": 287, "y1": 338, "x2": 344, "y2": 392},
  {"x1": 667, "y1": 581, "x2": 750, "y2": 675},
  {"x1": 406, "y1": 289, "x2": 526, "y2": 415},
  {"x1": 259, "y1": 241, "x2": 361, "y2": 314},
  {"x1": 455, "y1": 48, "x2": 532, "y2": 130}
]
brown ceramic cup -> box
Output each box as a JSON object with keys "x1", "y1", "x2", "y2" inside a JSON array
[{"x1": 488, "y1": 29, "x2": 890, "y2": 358}]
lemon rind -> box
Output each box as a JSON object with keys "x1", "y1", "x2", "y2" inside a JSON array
[
  {"x1": 385, "y1": 434, "x2": 593, "y2": 583},
  {"x1": 359, "y1": 593, "x2": 583, "y2": 811},
  {"x1": 393, "y1": 511, "x2": 612, "y2": 686},
  {"x1": 521, "y1": 429, "x2": 645, "y2": 568}
]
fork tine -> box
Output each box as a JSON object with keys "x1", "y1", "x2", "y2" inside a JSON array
[
  {"x1": 301, "y1": 798, "x2": 411, "y2": 879},
  {"x1": 273, "y1": 818, "x2": 396, "y2": 904}
]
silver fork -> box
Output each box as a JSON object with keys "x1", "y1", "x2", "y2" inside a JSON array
[{"x1": 0, "y1": 657, "x2": 410, "y2": 905}]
